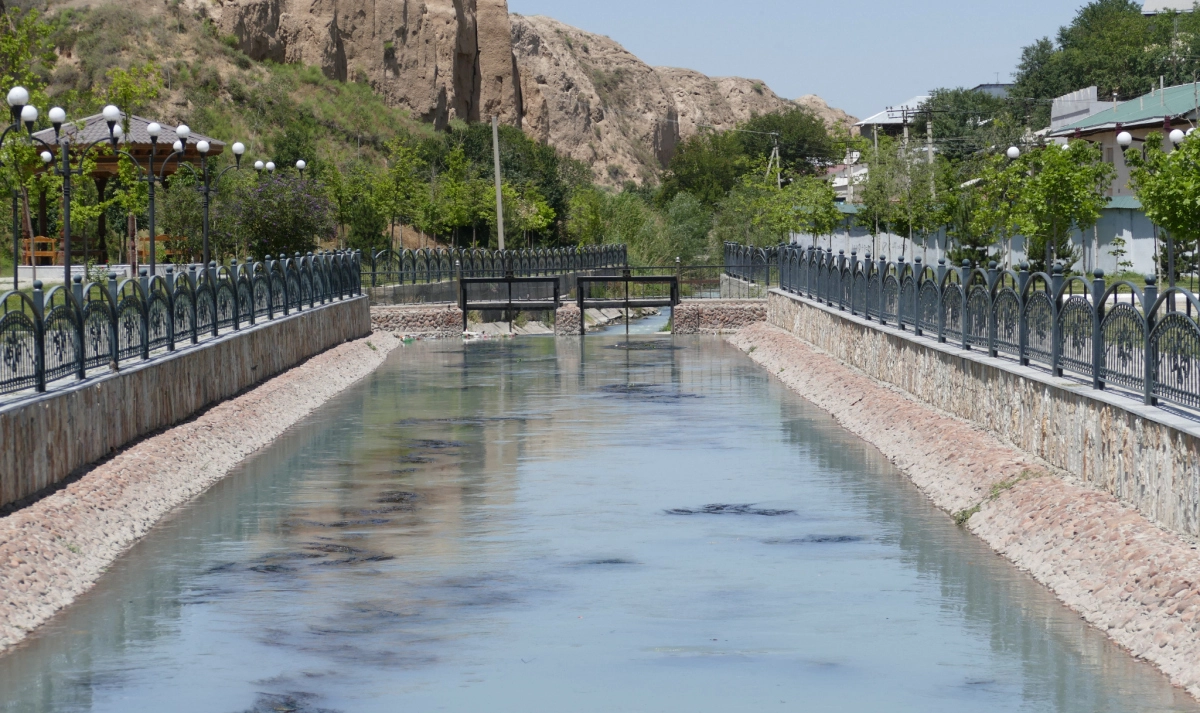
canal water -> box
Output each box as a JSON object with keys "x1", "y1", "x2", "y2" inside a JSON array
[{"x1": 1, "y1": 335, "x2": 1197, "y2": 713}]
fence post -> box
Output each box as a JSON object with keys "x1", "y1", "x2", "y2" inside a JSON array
[
  {"x1": 1018, "y1": 264, "x2": 1030, "y2": 365},
  {"x1": 1091, "y1": 269, "x2": 1105, "y2": 390},
  {"x1": 371, "y1": 251, "x2": 377, "y2": 288},
  {"x1": 1051, "y1": 264, "x2": 1064, "y2": 376},
  {"x1": 878, "y1": 255, "x2": 888, "y2": 317},
  {"x1": 987, "y1": 262, "x2": 999, "y2": 357},
  {"x1": 232, "y1": 259, "x2": 243, "y2": 330},
  {"x1": 896, "y1": 256, "x2": 906, "y2": 327},
  {"x1": 32, "y1": 280, "x2": 45, "y2": 392},
  {"x1": 138, "y1": 268, "x2": 150, "y2": 360},
  {"x1": 108, "y1": 272, "x2": 120, "y2": 368},
  {"x1": 913, "y1": 257, "x2": 923, "y2": 334},
  {"x1": 960, "y1": 260, "x2": 970, "y2": 351},
  {"x1": 189, "y1": 265, "x2": 200, "y2": 344},
  {"x1": 1144, "y1": 275, "x2": 1158, "y2": 406},
  {"x1": 73, "y1": 276, "x2": 85, "y2": 379},
  {"x1": 936, "y1": 259, "x2": 946, "y2": 343},
  {"x1": 166, "y1": 267, "x2": 176, "y2": 352},
  {"x1": 836, "y1": 250, "x2": 845, "y2": 309}
]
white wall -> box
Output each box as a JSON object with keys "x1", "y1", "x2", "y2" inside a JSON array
[{"x1": 794, "y1": 208, "x2": 1161, "y2": 275}]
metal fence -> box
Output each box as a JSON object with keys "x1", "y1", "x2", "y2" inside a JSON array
[
  {"x1": 769, "y1": 244, "x2": 1200, "y2": 413},
  {"x1": 723, "y1": 242, "x2": 779, "y2": 287},
  {"x1": 363, "y1": 245, "x2": 628, "y2": 287},
  {"x1": 0, "y1": 251, "x2": 363, "y2": 399}
]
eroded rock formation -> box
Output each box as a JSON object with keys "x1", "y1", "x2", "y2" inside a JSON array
[{"x1": 207, "y1": 0, "x2": 855, "y2": 180}]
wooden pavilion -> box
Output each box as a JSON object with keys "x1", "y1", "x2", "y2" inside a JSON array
[{"x1": 24, "y1": 112, "x2": 225, "y2": 265}]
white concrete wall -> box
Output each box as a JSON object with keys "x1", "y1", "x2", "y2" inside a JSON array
[{"x1": 795, "y1": 207, "x2": 1161, "y2": 275}]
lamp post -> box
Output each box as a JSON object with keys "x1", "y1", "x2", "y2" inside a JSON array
[
  {"x1": 161, "y1": 132, "x2": 245, "y2": 270},
  {"x1": 296, "y1": 159, "x2": 306, "y2": 178},
  {"x1": 37, "y1": 104, "x2": 123, "y2": 287},
  {"x1": 0, "y1": 86, "x2": 52, "y2": 289}
]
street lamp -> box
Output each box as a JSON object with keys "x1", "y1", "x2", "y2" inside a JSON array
[
  {"x1": 265, "y1": 161, "x2": 275, "y2": 173},
  {"x1": 1117, "y1": 131, "x2": 1133, "y2": 149},
  {"x1": 296, "y1": 159, "x2": 306, "y2": 178},
  {"x1": 1006, "y1": 146, "x2": 1020, "y2": 160},
  {"x1": 0, "y1": 86, "x2": 47, "y2": 289},
  {"x1": 159, "y1": 129, "x2": 246, "y2": 271},
  {"x1": 1170, "y1": 129, "x2": 1186, "y2": 147}
]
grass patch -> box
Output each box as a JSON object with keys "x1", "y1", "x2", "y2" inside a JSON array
[{"x1": 954, "y1": 469, "x2": 1043, "y2": 526}]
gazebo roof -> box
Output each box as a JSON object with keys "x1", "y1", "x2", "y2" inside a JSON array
[{"x1": 31, "y1": 112, "x2": 228, "y2": 179}]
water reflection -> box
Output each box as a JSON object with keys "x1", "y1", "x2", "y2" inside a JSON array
[{"x1": 0, "y1": 335, "x2": 1195, "y2": 712}]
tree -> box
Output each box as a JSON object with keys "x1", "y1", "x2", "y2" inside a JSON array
[
  {"x1": 739, "y1": 108, "x2": 840, "y2": 180},
  {"x1": 1009, "y1": 1, "x2": 1200, "y2": 126},
  {"x1": 1127, "y1": 131, "x2": 1200, "y2": 282},
  {"x1": 105, "y1": 62, "x2": 162, "y2": 119},
  {"x1": 378, "y1": 138, "x2": 428, "y2": 250},
  {"x1": 659, "y1": 130, "x2": 747, "y2": 208},
  {"x1": 957, "y1": 154, "x2": 1021, "y2": 266},
  {"x1": 661, "y1": 191, "x2": 712, "y2": 263},
  {"x1": 913, "y1": 88, "x2": 1023, "y2": 163},
  {"x1": 236, "y1": 174, "x2": 336, "y2": 258},
  {"x1": 1015, "y1": 141, "x2": 1114, "y2": 272},
  {"x1": 856, "y1": 135, "x2": 901, "y2": 256}
]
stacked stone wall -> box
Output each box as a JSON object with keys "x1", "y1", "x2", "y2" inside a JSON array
[
  {"x1": 673, "y1": 300, "x2": 766, "y2": 334},
  {"x1": 371, "y1": 305, "x2": 463, "y2": 338},
  {"x1": 555, "y1": 305, "x2": 582, "y2": 335}
]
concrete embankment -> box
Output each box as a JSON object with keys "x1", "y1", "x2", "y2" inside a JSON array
[
  {"x1": 0, "y1": 331, "x2": 401, "y2": 653},
  {"x1": 731, "y1": 321, "x2": 1200, "y2": 699}
]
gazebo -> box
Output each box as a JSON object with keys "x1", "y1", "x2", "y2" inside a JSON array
[{"x1": 25, "y1": 112, "x2": 225, "y2": 265}]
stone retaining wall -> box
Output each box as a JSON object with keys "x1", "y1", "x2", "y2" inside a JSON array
[
  {"x1": 768, "y1": 289, "x2": 1200, "y2": 538},
  {"x1": 673, "y1": 299, "x2": 766, "y2": 334},
  {"x1": 370, "y1": 304, "x2": 463, "y2": 338},
  {"x1": 0, "y1": 297, "x2": 371, "y2": 509}
]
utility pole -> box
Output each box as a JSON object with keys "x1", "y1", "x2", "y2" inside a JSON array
[{"x1": 492, "y1": 116, "x2": 505, "y2": 251}]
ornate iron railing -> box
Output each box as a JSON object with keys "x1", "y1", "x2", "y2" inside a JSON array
[
  {"x1": 362, "y1": 244, "x2": 628, "y2": 287},
  {"x1": 0, "y1": 250, "x2": 363, "y2": 400},
  {"x1": 723, "y1": 242, "x2": 779, "y2": 287},
  {"x1": 759, "y1": 243, "x2": 1200, "y2": 414}
]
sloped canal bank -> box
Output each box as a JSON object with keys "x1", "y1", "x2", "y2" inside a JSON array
[{"x1": 1, "y1": 335, "x2": 1196, "y2": 712}]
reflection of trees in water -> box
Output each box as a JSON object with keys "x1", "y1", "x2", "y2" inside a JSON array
[{"x1": 773, "y1": 396, "x2": 1195, "y2": 711}]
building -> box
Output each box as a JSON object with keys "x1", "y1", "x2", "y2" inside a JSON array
[
  {"x1": 1050, "y1": 86, "x2": 1110, "y2": 132},
  {"x1": 1142, "y1": 0, "x2": 1195, "y2": 15},
  {"x1": 1048, "y1": 81, "x2": 1200, "y2": 198},
  {"x1": 970, "y1": 83, "x2": 1013, "y2": 99},
  {"x1": 854, "y1": 95, "x2": 930, "y2": 142}
]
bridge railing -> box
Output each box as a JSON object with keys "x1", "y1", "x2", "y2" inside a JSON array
[
  {"x1": 0, "y1": 250, "x2": 363, "y2": 402},
  {"x1": 363, "y1": 245, "x2": 629, "y2": 287},
  {"x1": 774, "y1": 243, "x2": 1200, "y2": 414}
]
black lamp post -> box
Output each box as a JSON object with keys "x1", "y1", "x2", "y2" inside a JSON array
[
  {"x1": 1, "y1": 86, "x2": 39, "y2": 290},
  {"x1": 164, "y1": 133, "x2": 246, "y2": 271},
  {"x1": 41, "y1": 103, "x2": 122, "y2": 287}
]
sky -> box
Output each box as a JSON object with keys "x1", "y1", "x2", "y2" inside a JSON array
[{"x1": 506, "y1": 0, "x2": 1093, "y2": 120}]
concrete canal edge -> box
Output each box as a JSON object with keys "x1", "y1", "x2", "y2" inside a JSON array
[
  {"x1": 730, "y1": 294, "x2": 1200, "y2": 699},
  {"x1": 0, "y1": 330, "x2": 402, "y2": 654}
]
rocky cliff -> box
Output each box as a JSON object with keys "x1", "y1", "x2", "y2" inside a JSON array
[
  {"x1": 207, "y1": 0, "x2": 855, "y2": 181},
  {"x1": 210, "y1": 0, "x2": 521, "y2": 127}
]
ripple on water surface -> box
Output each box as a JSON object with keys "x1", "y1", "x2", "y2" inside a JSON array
[{"x1": 0, "y1": 335, "x2": 1198, "y2": 713}]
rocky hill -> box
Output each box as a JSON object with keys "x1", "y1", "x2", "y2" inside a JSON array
[{"x1": 181, "y1": 0, "x2": 854, "y2": 182}]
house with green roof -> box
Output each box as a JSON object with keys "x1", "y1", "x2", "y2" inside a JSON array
[{"x1": 1049, "y1": 81, "x2": 1200, "y2": 200}]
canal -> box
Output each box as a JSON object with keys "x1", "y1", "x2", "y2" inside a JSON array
[{"x1": 1, "y1": 334, "x2": 1196, "y2": 712}]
